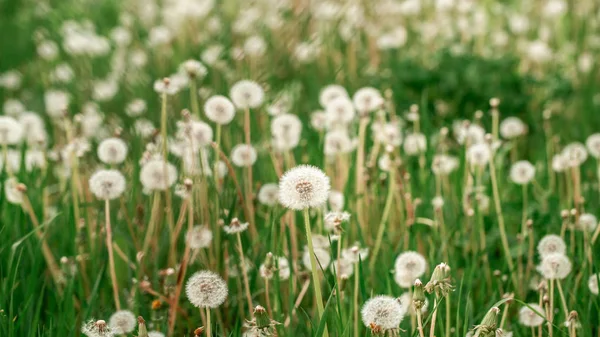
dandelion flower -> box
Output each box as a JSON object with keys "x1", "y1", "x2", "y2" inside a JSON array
[
  {"x1": 537, "y1": 234, "x2": 566, "y2": 257},
  {"x1": 361, "y1": 295, "x2": 405, "y2": 330},
  {"x1": 403, "y1": 133, "x2": 427, "y2": 155},
  {"x1": 500, "y1": 117, "x2": 526, "y2": 139},
  {"x1": 5, "y1": 177, "x2": 24, "y2": 204},
  {"x1": 467, "y1": 143, "x2": 490, "y2": 167},
  {"x1": 140, "y1": 159, "x2": 178, "y2": 191},
  {"x1": 353, "y1": 87, "x2": 384, "y2": 114},
  {"x1": 562, "y1": 142, "x2": 588, "y2": 167},
  {"x1": 588, "y1": 274, "x2": 599, "y2": 295},
  {"x1": 230, "y1": 80, "x2": 264, "y2": 109},
  {"x1": 324, "y1": 211, "x2": 350, "y2": 232},
  {"x1": 185, "y1": 270, "x2": 228, "y2": 308},
  {"x1": 0, "y1": 116, "x2": 23, "y2": 145},
  {"x1": 324, "y1": 129, "x2": 355, "y2": 156},
  {"x1": 180, "y1": 59, "x2": 207, "y2": 78},
  {"x1": 325, "y1": 96, "x2": 356, "y2": 127},
  {"x1": 108, "y1": 310, "x2": 136, "y2": 334},
  {"x1": 89, "y1": 170, "x2": 126, "y2": 200},
  {"x1": 81, "y1": 319, "x2": 114, "y2": 337},
  {"x1": 186, "y1": 225, "x2": 213, "y2": 249},
  {"x1": 231, "y1": 144, "x2": 257, "y2": 167},
  {"x1": 394, "y1": 251, "x2": 427, "y2": 288},
  {"x1": 278, "y1": 165, "x2": 330, "y2": 210},
  {"x1": 302, "y1": 248, "x2": 331, "y2": 271},
  {"x1": 537, "y1": 253, "x2": 571, "y2": 280},
  {"x1": 509, "y1": 160, "x2": 535, "y2": 185},
  {"x1": 204, "y1": 95, "x2": 236, "y2": 125},
  {"x1": 328, "y1": 190, "x2": 344, "y2": 211},
  {"x1": 577, "y1": 213, "x2": 597, "y2": 232},
  {"x1": 98, "y1": 138, "x2": 128, "y2": 164},
  {"x1": 432, "y1": 155, "x2": 459, "y2": 176},
  {"x1": 518, "y1": 304, "x2": 545, "y2": 327},
  {"x1": 319, "y1": 84, "x2": 349, "y2": 108},
  {"x1": 330, "y1": 257, "x2": 354, "y2": 278},
  {"x1": 44, "y1": 89, "x2": 70, "y2": 118},
  {"x1": 223, "y1": 218, "x2": 249, "y2": 234},
  {"x1": 258, "y1": 183, "x2": 279, "y2": 206},
  {"x1": 342, "y1": 245, "x2": 369, "y2": 263},
  {"x1": 585, "y1": 133, "x2": 600, "y2": 158}
]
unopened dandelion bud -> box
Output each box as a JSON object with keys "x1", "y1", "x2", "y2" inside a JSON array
[
  {"x1": 264, "y1": 252, "x2": 274, "y2": 270},
  {"x1": 485, "y1": 133, "x2": 493, "y2": 144},
  {"x1": 254, "y1": 305, "x2": 271, "y2": 328},
  {"x1": 493, "y1": 270, "x2": 501, "y2": 277},
  {"x1": 467, "y1": 208, "x2": 475, "y2": 217},
  {"x1": 527, "y1": 219, "x2": 533, "y2": 228},
  {"x1": 474, "y1": 110, "x2": 483, "y2": 120},
  {"x1": 181, "y1": 109, "x2": 191, "y2": 119},
  {"x1": 194, "y1": 327, "x2": 204, "y2": 336},
  {"x1": 489, "y1": 97, "x2": 500, "y2": 108},
  {"x1": 413, "y1": 279, "x2": 426, "y2": 310},
  {"x1": 543, "y1": 109, "x2": 552, "y2": 120},
  {"x1": 425, "y1": 263, "x2": 453, "y2": 297},
  {"x1": 440, "y1": 127, "x2": 448, "y2": 137},
  {"x1": 137, "y1": 316, "x2": 148, "y2": 337},
  {"x1": 162, "y1": 77, "x2": 170, "y2": 86},
  {"x1": 184, "y1": 178, "x2": 193, "y2": 189},
  {"x1": 542, "y1": 295, "x2": 549, "y2": 305},
  {"x1": 474, "y1": 306, "x2": 500, "y2": 336},
  {"x1": 568, "y1": 310, "x2": 578, "y2": 324},
  {"x1": 570, "y1": 208, "x2": 577, "y2": 216}
]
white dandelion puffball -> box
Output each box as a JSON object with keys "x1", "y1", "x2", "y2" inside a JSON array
[
  {"x1": 310, "y1": 111, "x2": 327, "y2": 131},
  {"x1": 189, "y1": 121, "x2": 213, "y2": 147},
  {"x1": 577, "y1": 213, "x2": 597, "y2": 232},
  {"x1": 551, "y1": 154, "x2": 568, "y2": 172},
  {"x1": 185, "y1": 270, "x2": 228, "y2": 308},
  {"x1": 588, "y1": 274, "x2": 599, "y2": 295},
  {"x1": 230, "y1": 80, "x2": 264, "y2": 109},
  {"x1": 432, "y1": 155, "x2": 459, "y2": 176},
  {"x1": 394, "y1": 251, "x2": 427, "y2": 288},
  {"x1": 108, "y1": 310, "x2": 136, "y2": 334},
  {"x1": 398, "y1": 292, "x2": 428, "y2": 315},
  {"x1": 324, "y1": 211, "x2": 350, "y2": 232},
  {"x1": 0, "y1": 116, "x2": 23, "y2": 145},
  {"x1": 302, "y1": 248, "x2": 331, "y2": 271},
  {"x1": 271, "y1": 113, "x2": 302, "y2": 139},
  {"x1": 361, "y1": 295, "x2": 405, "y2": 330},
  {"x1": 500, "y1": 117, "x2": 526, "y2": 139},
  {"x1": 330, "y1": 257, "x2": 354, "y2": 278},
  {"x1": 537, "y1": 234, "x2": 566, "y2": 257},
  {"x1": 98, "y1": 138, "x2": 128, "y2": 164},
  {"x1": 44, "y1": 89, "x2": 70, "y2": 118},
  {"x1": 186, "y1": 225, "x2": 213, "y2": 249},
  {"x1": 260, "y1": 256, "x2": 291, "y2": 280},
  {"x1": 518, "y1": 304, "x2": 545, "y2": 327},
  {"x1": 231, "y1": 144, "x2": 257, "y2": 167},
  {"x1": 562, "y1": 142, "x2": 588, "y2": 167},
  {"x1": 319, "y1": 84, "x2": 349, "y2": 108},
  {"x1": 148, "y1": 332, "x2": 165, "y2": 337},
  {"x1": 353, "y1": 87, "x2": 384, "y2": 114},
  {"x1": 223, "y1": 219, "x2": 249, "y2": 234},
  {"x1": 403, "y1": 133, "x2": 427, "y2": 156},
  {"x1": 585, "y1": 133, "x2": 600, "y2": 158},
  {"x1": 537, "y1": 253, "x2": 572, "y2": 280},
  {"x1": 81, "y1": 319, "x2": 113, "y2": 337},
  {"x1": 5, "y1": 177, "x2": 24, "y2": 205},
  {"x1": 325, "y1": 96, "x2": 356, "y2": 127},
  {"x1": 89, "y1": 170, "x2": 126, "y2": 200},
  {"x1": 328, "y1": 190, "x2": 344, "y2": 211},
  {"x1": 454, "y1": 121, "x2": 485, "y2": 145},
  {"x1": 180, "y1": 59, "x2": 207, "y2": 78},
  {"x1": 278, "y1": 165, "x2": 331, "y2": 210},
  {"x1": 258, "y1": 183, "x2": 279, "y2": 206},
  {"x1": 140, "y1": 159, "x2": 178, "y2": 191},
  {"x1": 342, "y1": 246, "x2": 369, "y2": 263},
  {"x1": 204, "y1": 95, "x2": 235, "y2": 125},
  {"x1": 509, "y1": 160, "x2": 535, "y2": 185},
  {"x1": 324, "y1": 129, "x2": 355, "y2": 156},
  {"x1": 467, "y1": 143, "x2": 490, "y2": 167}
]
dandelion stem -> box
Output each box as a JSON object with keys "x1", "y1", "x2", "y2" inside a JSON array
[
  {"x1": 416, "y1": 309, "x2": 426, "y2": 337},
  {"x1": 236, "y1": 232, "x2": 254, "y2": 318},
  {"x1": 303, "y1": 208, "x2": 328, "y2": 337},
  {"x1": 556, "y1": 280, "x2": 569, "y2": 320},
  {"x1": 205, "y1": 307, "x2": 211, "y2": 337},
  {"x1": 105, "y1": 199, "x2": 121, "y2": 310},
  {"x1": 429, "y1": 296, "x2": 439, "y2": 337},
  {"x1": 370, "y1": 166, "x2": 395, "y2": 270},
  {"x1": 353, "y1": 260, "x2": 360, "y2": 337},
  {"x1": 189, "y1": 79, "x2": 200, "y2": 119},
  {"x1": 488, "y1": 150, "x2": 518, "y2": 289}
]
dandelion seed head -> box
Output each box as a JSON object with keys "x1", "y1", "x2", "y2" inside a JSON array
[
  {"x1": 302, "y1": 247, "x2": 331, "y2": 271},
  {"x1": 562, "y1": 142, "x2": 588, "y2": 167},
  {"x1": 432, "y1": 154, "x2": 459, "y2": 176},
  {"x1": 108, "y1": 310, "x2": 136, "y2": 334},
  {"x1": 324, "y1": 129, "x2": 355, "y2": 156},
  {"x1": 585, "y1": 133, "x2": 600, "y2": 158},
  {"x1": 44, "y1": 90, "x2": 70, "y2": 118},
  {"x1": 185, "y1": 270, "x2": 228, "y2": 308},
  {"x1": 98, "y1": 138, "x2": 128, "y2": 164},
  {"x1": 148, "y1": 332, "x2": 166, "y2": 337},
  {"x1": 577, "y1": 213, "x2": 597, "y2": 232},
  {"x1": 342, "y1": 245, "x2": 369, "y2": 263},
  {"x1": 518, "y1": 304, "x2": 545, "y2": 327},
  {"x1": 588, "y1": 274, "x2": 599, "y2": 295},
  {"x1": 4, "y1": 177, "x2": 24, "y2": 205},
  {"x1": 403, "y1": 133, "x2": 427, "y2": 156},
  {"x1": 186, "y1": 225, "x2": 213, "y2": 249},
  {"x1": 353, "y1": 87, "x2": 383, "y2": 114},
  {"x1": 319, "y1": 84, "x2": 349, "y2": 108},
  {"x1": 537, "y1": 253, "x2": 571, "y2": 280},
  {"x1": 258, "y1": 183, "x2": 279, "y2": 206},
  {"x1": 328, "y1": 190, "x2": 345, "y2": 211},
  {"x1": 126, "y1": 99, "x2": 147, "y2": 117},
  {"x1": 260, "y1": 256, "x2": 290, "y2": 280},
  {"x1": 394, "y1": 251, "x2": 427, "y2": 288},
  {"x1": 500, "y1": 117, "x2": 526, "y2": 139},
  {"x1": 89, "y1": 169, "x2": 126, "y2": 200},
  {"x1": 230, "y1": 80, "x2": 264, "y2": 109},
  {"x1": 330, "y1": 257, "x2": 354, "y2": 278},
  {"x1": 509, "y1": 160, "x2": 535, "y2": 185},
  {"x1": 0, "y1": 116, "x2": 23, "y2": 145},
  {"x1": 180, "y1": 59, "x2": 207, "y2": 78},
  {"x1": 223, "y1": 218, "x2": 249, "y2": 235},
  {"x1": 231, "y1": 144, "x2": 257, "y2": 167},
  {"x1": 140, "y1": 159, "x2": 177, "y2": 191},
  {"x1": 204, "y1": 95, "x2": 235, "y2": 125},
  {"x1": 325, "y1": 96, "x2": 355, "y2": 127},
  {"x1": 361, "y1": 295, "x2": 405, "y2": 330},
  {"x1": 81, "y1": 319, "x2": 114, "y2": 337},
  {"x1": 467, "y1": 143, "x2": 490, "y2": 167},
  {"x1": 537, "y1": 234, "x2": 566, "y2": 257},
  {"x1": 278, "y1": 165, "x2": 330, "y2": 210},
  {"x1": 310, "y1": 110, "x2": 327, "y2": 131}
]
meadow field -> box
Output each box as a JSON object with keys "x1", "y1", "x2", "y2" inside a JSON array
[{"x1": 1, "y1": 0, "x2": 600, "y2": 336}]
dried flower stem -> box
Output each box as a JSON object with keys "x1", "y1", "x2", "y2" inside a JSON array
[
  {"x1": 429, "y1": 296, "x2": 439, "y2": 337},
  {"x1": 355, "y1": 117, "x2": 369, "y2": 239},
  {"x1": 104, "y1": 199, "x2": 121, "y2": 310},
  {"x1": 416, "y1": 309, "x2": 426, "y2": 337},
  {"x1": 556, "y1": 280, "x2": 569, "y2": 320},
  {"x1": 205, "y1": 307, "x2": 212, "y2": 337},
  {"x1": 353, "y1": 260, "x2": 360, "y2": 337}
]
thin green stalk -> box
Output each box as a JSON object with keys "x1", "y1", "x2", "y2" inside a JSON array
[
  {"x1": 303, "y1": 208, "x2": 329, "y2": 337},
  {"x1": 370, "y1": 167, "x2": 395, "y2": 270}
]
